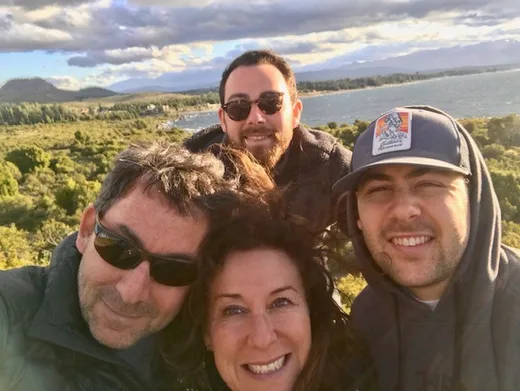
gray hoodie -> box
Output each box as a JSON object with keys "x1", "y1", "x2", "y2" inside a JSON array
[{"x1": 345, "y1": 106, "x2": 520, "y2": 391}]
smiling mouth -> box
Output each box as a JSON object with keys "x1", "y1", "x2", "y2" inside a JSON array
[
  {"x1": 391, "y1": 236, "x2": 433, "y2": 247},
  {"x1": 245, "y1": 134, "x2": 272, "y2": 142},
  {"x1": 244, "y1": 354, "x2": 289, "y2": 375},
  {"x1": 101, "y1": 299, "x2": 144, "y2": 319}
]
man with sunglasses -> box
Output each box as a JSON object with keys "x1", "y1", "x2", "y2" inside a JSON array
[
  {"x1": 0, "y1": 142, "x2": 269, "y2": 391},
  {"x1": 185, "y1": 49, "x2": 352, "y2": 233}
]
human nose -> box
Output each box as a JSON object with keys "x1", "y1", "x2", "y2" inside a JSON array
[
  {"x1": 246, "y1": 100, "x2": 266, "y2": 125},
  {"x1": 115, "y1": 261, "x2": 152, "y2": 304},
  {"x1": 388, "y1": 189, "x2": 421, "y2": 222},
  {"x1": 248, "y1": 313, "x2": 277, "y2": 350}
]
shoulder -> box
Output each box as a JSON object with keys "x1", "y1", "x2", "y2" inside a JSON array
[
  {"x1": 298, "y1": 125, "x2": 342, "y2": 153},
  {"x1": 297, "y1": 126, "x2": 352, "y2": 165},
  {"x1": 496, "y1": 244, "x2": 520, "y2": 295},
  {"x1": 0, "y1": 266, "x2": 48, "y2": 357},
  {"x1": 351, "y1": 286, "x2": 394, "y2": 331},
  {"x1": 351, "y1": 286, "x2": 378, "y2": 315},
  {"x1": 502, "y1": 244, "x2": 520, "y2": 261},
  {"x1": 0, "y1": 266, "x2": 48, "y2": 322},
  {"x1": 183, "y1": 124, "x2": 225, "y2": 152}
]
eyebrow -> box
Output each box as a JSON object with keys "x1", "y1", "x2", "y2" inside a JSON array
[
  {"x1": 214, "y1": 285, "x2": 297, "y2": 301},
  {"x1": 226, "y1": 93, "x2": 249, "y2": 101},
  {"x1": 226, "y1": 90, "x2": 281, "y2": 101},
  {"x1": 116, "y1": 223, "x2": 145, "y2": 248}
]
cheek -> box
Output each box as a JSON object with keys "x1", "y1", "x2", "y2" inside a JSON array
[
  {"x1": 357, "y1": 205, "x2": 380, "y2": 234},
  {"x1": 210, "y1": 320, "x2": 243, "y2": 350},
  {"x1": 279, "y1": 109, "x2": 293, "y2": 128},
  {"x1": 209, "y1": 323, "x2": 243, "y2": 382},
  {"x1": 80, "y1": 248, "x2": 122, "y2": 287},
  {"x1": 225, "y1": 122, "x2": 243, "y2": 138},
  {"x1": 209, "y1": 317, "x2": 250, "y2": 360},
  {"x1": 293, "y1": 322, "x2": 311, "y2": 367},
  {"x1": 444, "y1": 200, "x2": 470, "y2": 238},
  {"x1": 274, "y1": 310, "x2": 311, "y2": 363},
  {"x1": 296, "y1": 314, "x2": 312, "y2": 363}
]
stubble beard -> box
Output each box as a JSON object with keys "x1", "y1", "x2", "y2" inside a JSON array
[
  {"x1": 236, "y1": 126, "x2": 292, "y2": 170},
  {"x1": 77, "y1": 263, "x2": 159, "y2": 349},
  {"x1": 250, "y1": 139, "x2": 285, "y2": 170},
  {"x1": 364, "y1": 225, "x2": 466, "y2": 293}
]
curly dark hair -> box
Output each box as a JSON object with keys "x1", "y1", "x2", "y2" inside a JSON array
[{"x1": 160, "y1": 197, "x2": 369, "y2": 391}]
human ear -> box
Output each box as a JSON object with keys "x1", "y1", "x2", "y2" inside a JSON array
[
  {"x1": 218, "y1": 107, "x2": 227, "y2": 133},
  {"x1": 76, "y1": 204, "x2": 96, "y2": 254},
  {"x1": 292, "y1": 99, "x2": 303, "y2": 128}
]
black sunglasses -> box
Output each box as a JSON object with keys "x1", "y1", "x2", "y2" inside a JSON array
[
  {"x1": 93, "y1": 216, "x2": 198, "y2": 287},
  {"x1": 221, "y1": 91, "x2": 284, "y2": 121}
]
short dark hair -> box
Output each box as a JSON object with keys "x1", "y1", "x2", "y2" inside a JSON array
[
  {"x1": 161, "y1": 198, "x2": 364, "y2": 391},
  {"x1": 94, "y1": 142, "x2": 274, "y2": 218},
  {"x1": 219, "y1": 49, "x2": 298, "y2": 105}
]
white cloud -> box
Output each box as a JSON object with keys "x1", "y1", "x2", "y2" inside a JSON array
[
  {"x1": 2, "y1": 0, "x2": 520, "y2": 86},
  {"x1": 126, "y1": 0, "x2": 276, "y2": 7},
  {"x1": 2, "y1": 0, "x2": 518, "y2": 54}
]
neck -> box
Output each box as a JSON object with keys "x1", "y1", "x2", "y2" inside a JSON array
[{"x1": 408, "y1": 278, "x2": 451, "y2": 301}]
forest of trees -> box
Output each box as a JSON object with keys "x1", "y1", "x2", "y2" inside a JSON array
[
  {"x1": 0, "y1": 113, "x2": 519, "y2": 309},
  {"x1": 0, "y1": 93, "x2": 220, "y2": 126},
  {"x1": 297, "y1": 67, "x2": 509, "y2": 93}
]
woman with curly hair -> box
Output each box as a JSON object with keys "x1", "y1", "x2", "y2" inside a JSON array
[{"x1": 161, "y1": 196, "x2": 375, "y2": 391}]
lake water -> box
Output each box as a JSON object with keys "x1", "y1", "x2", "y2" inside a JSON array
[{"x1": 174, "y1": 69, "x2": 520, "y2": 130}]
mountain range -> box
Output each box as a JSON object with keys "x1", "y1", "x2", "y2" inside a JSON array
[
  {"x1": 1, "y1": 39, "x2": 520, "y2": 103},
  {"x1": 109, "y1": 39, "x2": 520, "y2": 93},
  {"x1": 0, "y1": 78, "x2": 117, "y2": 104}
]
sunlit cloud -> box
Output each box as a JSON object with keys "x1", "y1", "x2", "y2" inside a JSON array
[{"x1": 1, "y1": 0, "x2": 518, "y2": 89}]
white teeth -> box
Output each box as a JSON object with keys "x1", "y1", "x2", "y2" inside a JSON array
[
  {"x1": 392, "y1": 236, "x2": 430, "y2": 247},
  {"x1": 247, "y1": 135, "x2": 268, "y2": 141},
  {"x1": 247, "y1": 355, "x2": 286, "y2": 375}
]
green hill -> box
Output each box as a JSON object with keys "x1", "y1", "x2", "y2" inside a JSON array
[{"x1": 0, "y1": 78, "x2": 117, "y2": 104}]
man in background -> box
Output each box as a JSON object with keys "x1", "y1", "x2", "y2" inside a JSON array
[{"x1": 185, "y1": 49, "x2": 352, "y2": 233}]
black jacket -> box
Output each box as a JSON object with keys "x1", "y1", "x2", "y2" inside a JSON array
[
  {"x1": 0, "y1": 233, "x2": 159, "y2": 391},
  {"x1": 185, "y1": 124, "x2": 352, "y2": 233},
  {"x1": 347, "y1": 106, "x2": 520, "y2": 391}
]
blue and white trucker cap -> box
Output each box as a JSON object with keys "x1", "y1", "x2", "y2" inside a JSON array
[{"x1": 333, "y1": 106, "x2": 471, "y2": 194}]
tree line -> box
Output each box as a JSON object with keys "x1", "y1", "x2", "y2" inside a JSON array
[
  {"x1": 297, "y1": 67, "x2": 510, "y2": 93},
  {"x1": 1, "y1": 114, "x2": 519, "y2": 309},
  {"x1": 0, "y1": 93, "x2": 220, "y2": 126}
]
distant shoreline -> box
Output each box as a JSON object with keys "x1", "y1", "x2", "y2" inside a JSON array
[
  {"x1": 177, "y1": 67, "x2": 520, "y2": 116},
  {"x1": 298, "y1": 67, "x2": 520, "y2": 99}
]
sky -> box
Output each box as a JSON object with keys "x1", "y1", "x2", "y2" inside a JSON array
[{"x1": 1, "y1": 0, "x2": 519, "y2": 90}]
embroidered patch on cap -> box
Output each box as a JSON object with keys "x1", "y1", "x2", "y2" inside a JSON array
[{"x1": 372, "y1": 110, "x2": 412, "y2": 156}]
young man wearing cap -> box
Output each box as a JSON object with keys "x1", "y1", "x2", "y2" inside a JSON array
[
  {"x1": 0, "y1": 142, "x2": 271, "y2": 391},
  {"x1": 185, "y1": 49, "x2": 352, "y2": 233},
  {"x1": 333, "y1": 105, "x2": 520, "y2": 391}
]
